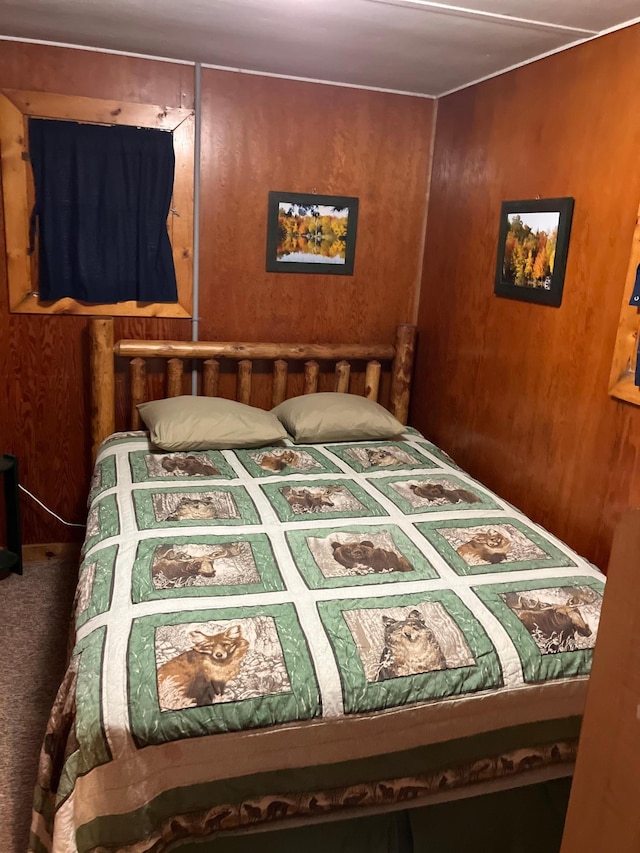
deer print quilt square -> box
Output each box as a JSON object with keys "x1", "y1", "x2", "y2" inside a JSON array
[
  {"x1": 131, "y1": 534, "x2": 285, "y2": 602},
  {"x1": 87, "y1": 455, "x2": 116, "y2": 505},
  {"x1": 74, "y1": 545, "x2": 118, "y2": 629},
  {"x1": 234, "y1": 446, "x2": 340, "y2": 478},
  {"x1": 285, "y1": 524, "x2": 440, "y2": 589},
  {"x1": 45, "y1": 627, "x2": 112, "y2": 806},
  {"x1": 317, "y1": 593, "x2": 502, "y2": 714},
  {"x1": 128, "y1": 606, "x2": 320, "y2": 746},
  {"x1": 261, "y1": 479, "x2": 388, "y2": 523},
  {"x1": 415, "y1": 518, "x2": 578, "y2": 575},
  {"x1": 371, "y1": 474, "x2": 501, "y2": 515},
  {"x1": 82, "y1": 494, "x2": 120, "y2": 554},
  {"x1": 327, "y1": 442, "x2": 437, "y2": 474},
  {"x1": 129, "y1": 450, "x2": 237, "y2": 482},
  {"x1": 473, "y1": 577, "x2": 604, "y2": 682},
  {"x1": 132, "y1": 485, "x2": 261, "y2": 529}
]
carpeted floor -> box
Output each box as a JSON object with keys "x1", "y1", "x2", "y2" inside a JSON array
[{"x1": 0, "y1": 552, "x2": 78, "y2": 853}]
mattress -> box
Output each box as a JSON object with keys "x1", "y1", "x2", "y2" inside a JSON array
[{"x1": 30, "y1": 428, "x2": 605, "y2": 853}]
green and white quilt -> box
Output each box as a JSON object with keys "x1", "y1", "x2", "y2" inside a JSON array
[{"x1": 31, "y1": 429, "x2": 605, "y2": 853}]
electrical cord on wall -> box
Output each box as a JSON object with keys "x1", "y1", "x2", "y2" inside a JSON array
[{"x1": 19, "y1": 484, "x2": 86, "y2": 529}]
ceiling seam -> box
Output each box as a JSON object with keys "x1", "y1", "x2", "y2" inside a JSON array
[
  {"x1": 0, "y1": 34, "x2": 434, "y2": 99},
  {"x1": 436, "y1": 14, "x2": 640, "y2": 97}
]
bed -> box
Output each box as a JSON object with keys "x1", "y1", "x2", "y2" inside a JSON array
[{"x1": 30, "y1": 319, "x2": 605, "y2": 853}]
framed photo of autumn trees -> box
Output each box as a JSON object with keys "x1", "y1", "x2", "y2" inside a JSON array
[
  {"x1": 266, "y1": 192, "x2": 359, "y2": 275},
  {"x1": 494, "y1": 197, "x2": 574, "y2": 307}
]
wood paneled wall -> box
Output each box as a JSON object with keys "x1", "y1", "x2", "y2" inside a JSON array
[
  {"x1": 198, "y1": 70, "x2": 433, "y2": 347},
  {"x1": 0, "y1": 42, "x2": 434, "y2": 543},
  {"x1": 412, "y1": 24, "x2": 640, "y2": 571}
]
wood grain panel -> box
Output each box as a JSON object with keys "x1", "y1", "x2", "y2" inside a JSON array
[
  {"x1": 0, "y1": 43, "x2": 433, "y2": 543},
  {"x1": 0, "y1": 42, "x2": 194, "y2": 543},
  {"x1": 561, "y1": 509, "x2": 640, "y2": 852},
  {"x1": 413, "y1": 23, "x2": 640, "y2": 570},
  {"x1": 198, "y1": 69, "x2": 434, "y2": 351}
]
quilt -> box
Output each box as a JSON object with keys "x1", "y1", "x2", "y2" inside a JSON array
[{"x1": 30, "y1": 428, "x2": 605, "y2": 853}]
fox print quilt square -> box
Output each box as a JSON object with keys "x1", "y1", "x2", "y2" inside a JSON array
[
  {"x1": 473, "y1": 577, "x2": 604, "y2": 682},
  {"x1": 327, "y1": 442, "x2": 438, "y2": 474},
  {"x1": 371, "y1": 474, "x2": 501, "y2": 514},
  {"x1": 317, "y1": 592, "x2": 501, "y2": 714},
  {"x1": 128, "y1": 605, "x2": 320, "y2": 747},
  {"x1": 261, "y1": 479, "x2": 388, "y2": 522},
  {"x1": 128, "y1": 449, "x2": 237, "y2": 482},
  {"x1": 285, "y1": 524, "x2": 440, "y2": 589},
  {"x1": 234, "y1": 446, "x2": 341, "y2": 478},
  {"x1": 415, "y1": 517, "x2": 578, "y2": 575},
  {"x1": 130, "y1": 534, "x2": 286, "y2": 602},
  {"x1": 132, "y1": 486, "x2": 261, "y2": 529}
]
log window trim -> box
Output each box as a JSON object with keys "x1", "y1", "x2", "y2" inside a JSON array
[{"x1": 0, "y1": 89, "x2": 194, "y2": 317}]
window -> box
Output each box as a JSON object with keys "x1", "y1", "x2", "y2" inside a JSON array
[{"x1": 0, "y1": 89, "x2": 194, "y2": 317}]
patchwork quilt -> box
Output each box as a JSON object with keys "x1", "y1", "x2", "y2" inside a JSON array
[{"x1": 31, "y1": 429, "x2": 605, "y2": 853}]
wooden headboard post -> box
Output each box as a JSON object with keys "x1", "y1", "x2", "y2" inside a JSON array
[
  {"x1": 89, "y1": 317, "x2": 417, "y2": 462},
  {"x1": 389, "y1": 324, "x2": 416, "y2": 424},
  {"x1": 91, "y1": 317, "x2": 115, "y2": 462}
]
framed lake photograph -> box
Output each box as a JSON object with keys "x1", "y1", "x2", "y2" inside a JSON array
[
  {"x1": 494, "y1": 197, "x2": 574, "y2": 307},
  {"x1": 265, "y1": 192, "x2": 359, "y2": 275}
]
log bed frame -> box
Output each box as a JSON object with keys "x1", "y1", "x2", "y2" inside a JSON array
[{"x1": 90, "y1": 318, "x2": 417, "y2": 462}]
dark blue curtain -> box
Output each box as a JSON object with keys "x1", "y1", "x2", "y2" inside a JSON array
[{"x1": 29, "y1": 118, "x2": 178, "y2": 303}]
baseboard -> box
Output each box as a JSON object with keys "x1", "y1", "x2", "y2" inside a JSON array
[{"x1": 22, "y1": 542, "x2": 82, "y2": 563}]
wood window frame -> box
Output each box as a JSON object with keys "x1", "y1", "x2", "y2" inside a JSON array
[
  {"x1": 0, "y1": 89, "x2": 194, "y2": 317},
  {"x1": 609, "y1": 203, "x2": 640, "y2": 405}
]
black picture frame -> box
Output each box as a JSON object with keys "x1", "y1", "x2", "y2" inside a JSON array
[
  {"x1": 494, "y1": 197, "x2": 574, "y2": 307},
  {"x1": 266, "y1": 191, "x2": 359, "y2": 275}
]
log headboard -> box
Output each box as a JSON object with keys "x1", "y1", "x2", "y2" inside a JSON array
[{"x1": 90, "y1": 318, "x2": 416, "y2": 461}]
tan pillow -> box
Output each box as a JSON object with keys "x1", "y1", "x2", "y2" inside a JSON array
[
  {"x1": 271, "y1": 393, "x2": 404, "y2": 444},
  {"x1": 138, "y1": 396, "x2": 287, "y2": 451}
]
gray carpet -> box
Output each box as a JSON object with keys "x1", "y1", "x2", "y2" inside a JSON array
[{"x1": 0, "y1": 556, "x2": 78, "y2": 853}]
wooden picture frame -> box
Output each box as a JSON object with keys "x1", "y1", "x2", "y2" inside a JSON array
[
  {"x1": 265, "y1": 191, "x2": 359, "y2": 275},
  {"x1": 494, "y1": 197, "x2": 574, "y2": 307}
]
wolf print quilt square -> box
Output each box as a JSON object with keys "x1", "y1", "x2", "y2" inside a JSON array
[
  {"x1": 317, "y1": 593, "x2": 501, "y2": 714},
  {"x1": 473, "y1": 577, "x2": 604, "y2": 682},
  {"x1": 131, "y1": 535, "x2": 286, "y2": 602},
  {"x1": 285, "y1": 525, "x2": 440, "y2": 589},
  {"x1": 415, "y1": 518, "x2": 578, "y2": 575},
  {"x1": 129, "y1": 450, "x2": 237, "y2": 482},
  {"x1": 234, "y1": 446, "x2": 340, "y2": 478},
  {"x1": 132, "y1": 486, "x2": 261, "y2": 529},
  {"x1": 327, "y1": 442, "x2": 438, "y2": 474},
  {"x1": 261, "y1": 479, "x2": 388, "y2": 522},
  {"x1": 371, "y1": 475, "x2": 501, "y2": 515},
  {"x1": 128, "y1": 605, "x2": 321, "y2": 746}
]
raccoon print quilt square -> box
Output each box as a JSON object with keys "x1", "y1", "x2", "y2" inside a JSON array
[{"x1": 32, "y1": 431, "x2": 605, "y2": 853}]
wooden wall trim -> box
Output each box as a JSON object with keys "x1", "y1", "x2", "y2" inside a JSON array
[
  {"x1": 0, "y1": 88, "x2": 194, "y2": 317},
  {"x1": 608, "y1": 202, "x2": 640, "y2": 405},
  {"x1": 22, "y1": 542, "x2": 81, "y2": 563}
]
